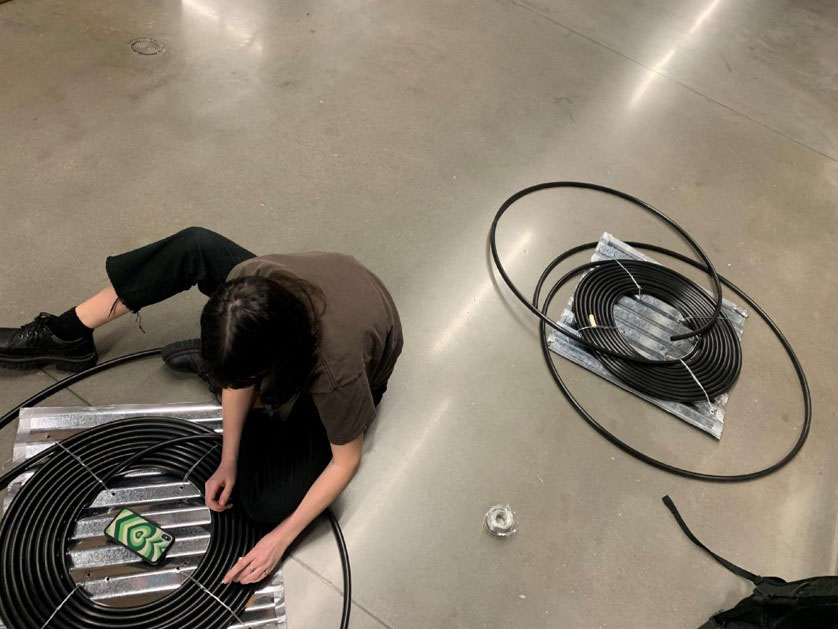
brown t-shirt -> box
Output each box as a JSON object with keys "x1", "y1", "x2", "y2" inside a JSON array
[{"x1": 227, "y1": 253, "x2": 403, "y2": 445}]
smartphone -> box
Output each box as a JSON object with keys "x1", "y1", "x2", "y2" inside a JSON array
[{"x1": 104, "y1": 508, "x2": 175, "y2": 566}]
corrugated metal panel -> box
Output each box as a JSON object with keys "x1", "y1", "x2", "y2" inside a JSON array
[
  {"x1": 1, "y1": 403, "x2": 286, "y2": 628},
  {"x1": 547, "y1": 233, "x2": 748, "y2": 438}
]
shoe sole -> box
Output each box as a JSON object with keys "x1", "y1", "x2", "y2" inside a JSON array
[
  {"x1": 161, "y1": 340, "x2": 218, "y2": 397},
  {"x1": 0, "y1": 352, "x2": 98, "y2": 373},
  {"x1": 161, "y1": 339, "x2": 201, "y2": 373}
]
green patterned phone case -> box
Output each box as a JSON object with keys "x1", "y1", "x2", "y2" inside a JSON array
[{"x1": 104, "y1": 508, "x2": 175, "y2": 565}]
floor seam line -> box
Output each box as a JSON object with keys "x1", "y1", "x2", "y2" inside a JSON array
[
  {"x1": 288, "y1": 556, "x2": 393, "y2": 628},
  {"x1": 41, "y1": 369, "x2": 93, "y2": 406},
  {"x1": 508, "y1": 0, "x2": 838, "y2": 165}
]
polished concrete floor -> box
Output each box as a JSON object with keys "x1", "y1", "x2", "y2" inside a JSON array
[{"x1": 1, "y1": 0, "x2": 837, "y2": 627}]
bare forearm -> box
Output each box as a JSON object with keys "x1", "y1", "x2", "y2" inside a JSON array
[
  {"x1": 221, "y1": 436, "x2": 363, "y2": 584},
  {"x1": 220, "y1": 386, "x2": 256, "y2": 463},
  {"x1": 271, "y1": 460, "x2": 357, "y2": 544}
]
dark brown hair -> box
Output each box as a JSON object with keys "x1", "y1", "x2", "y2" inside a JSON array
[{"x1": 199, "y1": 274, "x2": 323, "y2": 407}]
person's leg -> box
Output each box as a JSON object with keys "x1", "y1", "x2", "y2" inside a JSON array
[
  {"x1": 75, "y1": 285, "x2": 131, "y2": 329},
  {"x1": 0, "y1": 312, "x2": 98, "y2": 371},
  {"x1": 235, "y1": 395, "x2": 332, "y2": 524},
  {"x1": 235, "y1": 383, "x2": 389, "y2": 523},
  {"x1": 0, "y1": 227, "x2": 254, "y2": 372},
  {"x1": 75, "y1": 227, "x2": 255, "y2": 327},
  {"x1": 104, "y1": 226, "x2": 255, "y2": 313}
]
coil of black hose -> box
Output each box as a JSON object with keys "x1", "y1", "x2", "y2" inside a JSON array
[
  {"x1": 490, "y1": 182, "x2": 811, "y2": 482},
  {"x1": 572, "y1": 259, "x2": 742, "y2": 402},
  {"x1": 0, "y1": 349, "x2": 352, "y2": 629},
  {"x1": 0, "y1": 416, "x2": 261, "y2": 629}
]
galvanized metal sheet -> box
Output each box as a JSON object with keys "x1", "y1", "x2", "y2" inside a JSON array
[
  {"x1": 547, "y1": 233, "x2": 748, "y2": 438},
  {"x1": 1, "y1": 403, "x2": 286, "y2": 629}
]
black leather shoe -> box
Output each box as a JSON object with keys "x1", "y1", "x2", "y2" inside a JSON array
[
  {"x1": 161, "y1": 338, "x2": 220, "y2": 396},
  {"x1": 0, "y1": 313, "x2": 98, "y2": 372},
  {"x1": 161, "y1": 338, "x2": 202, "y2": 375}
]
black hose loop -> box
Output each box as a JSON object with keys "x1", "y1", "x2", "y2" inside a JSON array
[
  {"x1": 0, "y1": 349, "x2": 352, "y2": 628},
  {"x1": 491, "y1": 183, "x2": 811, "y2": 481}
]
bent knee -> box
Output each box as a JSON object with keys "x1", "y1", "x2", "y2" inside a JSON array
[{"x1": 175, "y1": 226, "x2": 218, "y2": 248}]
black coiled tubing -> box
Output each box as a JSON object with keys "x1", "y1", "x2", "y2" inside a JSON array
[
  {"x1": 0, "y1": 416, "x2": 260, "y2": 629},
  {"x1": 491, "y1": 182, "x2": 811, "y2": 481},
  {"x1": 0, "y1": 350, "x2": 352, "y2": 629},
  {"x1": 572, "y1": 260, "x2": 741, "y2": 402}
]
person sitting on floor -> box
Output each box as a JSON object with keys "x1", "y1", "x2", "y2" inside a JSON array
[{"x1": 0, "y1": 226, "x2": 403, "y2": 584}]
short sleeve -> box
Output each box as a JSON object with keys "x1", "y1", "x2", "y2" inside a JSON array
[
  {"x1": 311, "y1": 374, "x2": 376, "y2": 445},
  {"x1": 226, "y1": 259, "x2": 260, "y2": 281}
]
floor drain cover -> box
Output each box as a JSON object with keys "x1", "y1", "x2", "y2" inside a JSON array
[{"x1": 129, "y1": 37, "x2": 164, "y2": 55}]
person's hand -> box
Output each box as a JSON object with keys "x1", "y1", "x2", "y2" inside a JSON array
[
  {"x1": 205, "y1": 460, "x2": 236, "y2": 512},
  {"x1": 222, "y1": 530, "x2": 289, "y2": 585}
]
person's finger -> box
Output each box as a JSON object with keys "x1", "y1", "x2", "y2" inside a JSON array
[
  {"x1": 235, "y1": 561, "x2": 262, "y2": 584},
  {"x1": 206, "y1": 493, "x2": 223, "y2": 511},
  {"x1": 222, "y1": 556, "x2": 250, "y2": 584},
  {"x1": 204, "y1": 479, "x2": 221, "y2": 509},
  {"x1": 239, "y1": 563, "x2": 267, "y2": 584},
  {"x1": 219, "y1": 480, "x2": 234, "y2": 507},
  {"x1": 234, "y1": 563, "x2": 254, "y2": 583}
]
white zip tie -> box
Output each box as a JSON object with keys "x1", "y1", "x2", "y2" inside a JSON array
[
  {"x1": 41, "y1": 586, "x2": 78, "y2": 628},
  {"x1": 679, "y1": 359, "x2": 712, "y2": 407},
  {"x1": 182, "y1": 444, "x2": 220, "y2": 482},
  {"x1": 614, "y1": 259, "x2": 642, "y2": 296},
  {"x1": 180, "y1": 570, "x2": 248, "y2": 628},
  {"x1": 55, "y1": 442, "x2": 108, "y2": 490}
]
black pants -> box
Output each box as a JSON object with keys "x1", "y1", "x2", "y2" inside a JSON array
[
  {"x1": 236, "y1": 399, "x2": 332, "y2": 523},
  {"x1": 105, "y1": 226, "x2": 256, "y2": 312},
  {"x1": 106, "y1": 227, "x2": 332, "y2": 524}
]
